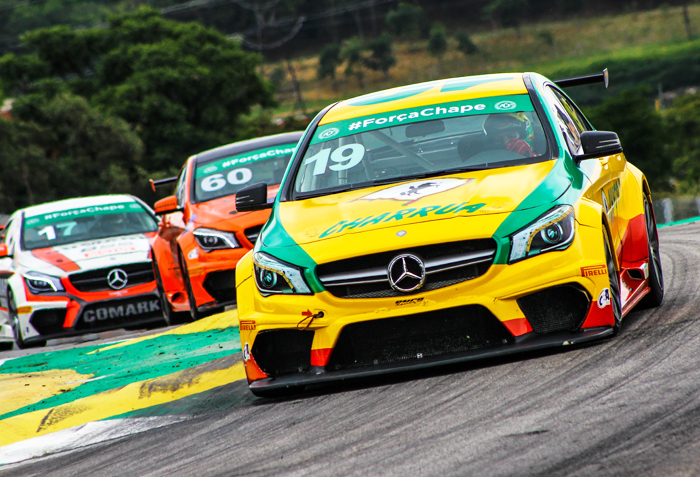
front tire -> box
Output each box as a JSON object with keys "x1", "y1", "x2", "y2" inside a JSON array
[
  {"x1": 637, "y1": 195, "x2": 664, "y2": 309},
  {"x1": 9, "y1": 289, "x2": 46, "y2": 349},
  {"x1": 603, "y1": 227, "x2": 623, "y2": 335}
]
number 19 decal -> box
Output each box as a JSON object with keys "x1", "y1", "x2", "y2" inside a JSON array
[
  {"x1": 201, "y1": 167, "x2": 253, "y2": 192},
  {"x1": 303, "y1": 144, "x2": 365, "y2": 176}
]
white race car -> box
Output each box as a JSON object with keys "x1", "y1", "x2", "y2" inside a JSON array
[{"x1": 0, "y1": 195, "x2": 165, "y2": 349}]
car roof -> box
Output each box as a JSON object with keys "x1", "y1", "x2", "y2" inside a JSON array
[
  {"x1": 194, "y1": 131, "x2": 304, "y2": 166},
  {"x1": 321, "y1": 73, "x2": 528, "y2": 125},
  {"x1": 22, "y1": 195, "x2": 140, "y2": 218}
]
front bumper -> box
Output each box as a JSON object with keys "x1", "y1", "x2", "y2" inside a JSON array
[{"x1": 237, "y1": 219, "x2": 615, "y2": 388}]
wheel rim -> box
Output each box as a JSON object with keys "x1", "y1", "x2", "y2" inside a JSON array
[
  {"x1": 644, "y1": 197, "x2": 663, "y2": 289},
  {"x1": 605, "y1": 230, "x2": 622, "y2": 326}
]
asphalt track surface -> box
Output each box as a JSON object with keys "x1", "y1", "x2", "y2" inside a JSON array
[{"x1": 4, "y1": 222, "x2": 700, "y2": 476}]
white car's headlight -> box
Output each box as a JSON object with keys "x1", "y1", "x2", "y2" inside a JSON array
[
  {"x1": 253, "y1": 252, "x2": 312, "y2": 295},
  {"x1": 24, "y1": 272, "x2": 65, "y2": 294},
  {"x1": 509, "y1": 205, "x2": 575, "y2": 263},
  {"x1": 193, "y1": 228, "x2": 241, "y2": 251}
]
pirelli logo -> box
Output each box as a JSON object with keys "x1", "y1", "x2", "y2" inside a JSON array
[
  {"x1": 240, "y1": 320, "x2": 256, "y2": 331},
  {"x1": 581, "y1": 265, "x2": 607, "y2": 277}
]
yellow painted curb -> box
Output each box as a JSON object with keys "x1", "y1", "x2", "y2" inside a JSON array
[
  {"x1": 0, "y1": 369, "x2": 94, "y2": 417},
  {"x1": 0, "y1": 357, "x2": 246, "y2": 447},
  {"x1": 90, "y1": 309, "x2": 240, "y2": 354}
]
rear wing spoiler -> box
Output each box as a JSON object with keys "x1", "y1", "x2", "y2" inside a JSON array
[
  {"x1": 554, "y1": 68, "x2": 609, "y2": 89},
  {"x1": 149, "y1": 177, "x2": 178, "y2": 192}
]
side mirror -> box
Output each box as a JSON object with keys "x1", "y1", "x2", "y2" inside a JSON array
[
  {"x1": 154, "y1": 196, "x2": 182, "y2": 215},
  {"x1": 575, "y1": 131, "x2": 623, "y2": 161},
  {"x1": 236, "y1": 182, "x2": 272, "y2": 212},
  {"x1": 0, "y1": 243, "x2": 10, "y2": 258}
]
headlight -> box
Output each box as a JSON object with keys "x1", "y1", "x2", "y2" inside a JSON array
[
  {"x1": 509, "y1": 205, "x2": 575, "y2": 263},
  {"x1": 253, "y1": 252, "x2": 312, "y2": 295},
  {"x1": 193, "y1": 228, "x2": 241, "y2": 251},
  {"x1": 24, "y1": 272, "x2": 65, "y2": 294}
]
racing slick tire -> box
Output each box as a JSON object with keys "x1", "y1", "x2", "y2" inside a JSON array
[
  {"x1": 178, "y1": 249, "x2": 223, "y2": 322},
  {"x1": 9, "y1": 289, "x2": 46, "y2": 349},
  {"x1": 604, "y1": 227, "x2": 623, "y2": 336},
  {"x1": 637, "y1": 195, "x2": 664, "y2": 310},
  {"x1": 153, "y1": 255, "x2": 189, "y2": 326}
]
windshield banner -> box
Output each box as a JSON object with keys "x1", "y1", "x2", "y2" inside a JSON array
[
  {"x1": 24, "y1": 202, "x2": 145, "y2": 229},
  {"x1": 311, "y1": 94, "x2": 534, "y2": 145},
  {"x1": 194, "y1": 143, "x2": 298, "y2": 179}
]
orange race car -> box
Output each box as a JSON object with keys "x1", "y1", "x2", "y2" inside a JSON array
[{"x1": 150, "y1": 132, "x2": 303, "y2": 323}]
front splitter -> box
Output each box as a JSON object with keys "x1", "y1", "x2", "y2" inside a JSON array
[{"x1": 249, "y1": 327, "x2": 613, "y2": 392}]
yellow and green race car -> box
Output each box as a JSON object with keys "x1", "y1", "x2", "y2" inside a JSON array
[{"x1": 234, "y1": 71, "x2": 663, "y2": 397}]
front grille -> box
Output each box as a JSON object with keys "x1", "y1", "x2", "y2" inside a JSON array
[
  {"x1": 76, "y1": 295, "x2": 162, "y2": 330},
  {"x1": 69, "y1": 262, "x2": 154, "y2": 292},
  {"x1": 252, "y1": 329, "x2": 314, "y2": 377},
  {"x1": 317, "y1": 239, "x2": 496, "y2": 298},
  {"x1": 202, "y1": 270, "x2": 236, "y2": 303},
  {"x1": 245, "y1": 225, "x2": 263, "y2": 245},
  {"x1": 326, "y1": 305, "x2": 512, "y2": 371},
  {"x1": 30, "y1": 309, "x2": 67, "y2": 335},
  {"x1": 517, "y1": 284, "x2": 590, "y2": 334}
]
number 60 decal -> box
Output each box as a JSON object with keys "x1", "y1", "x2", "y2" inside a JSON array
[
  {"x1": 201, "y1": 167, "x2": 253, "y2": 192},
  {"x1": 303, "y1": 144, "x2": 365, "y2": 176}
]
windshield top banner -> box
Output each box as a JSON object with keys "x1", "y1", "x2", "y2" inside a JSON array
[
  {"x1": 195, "y1": 143, "x2": 298, "y2": 179},
  {"x1": 311, "y1": 94, "x2": 534, "y2": 145},
  {"x1": 24, "y1": 202, "x2": 145, "y2": 229}
]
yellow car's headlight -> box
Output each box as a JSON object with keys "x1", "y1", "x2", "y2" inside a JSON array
[
  {"x1": 253, "y1": 252, "x2": 312, "y2": 295},
  {"x1": 509, "y1": 205, "x2": 575, "y2": 263}
]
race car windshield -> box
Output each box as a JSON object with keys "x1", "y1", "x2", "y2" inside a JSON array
[
  {"x1": 22, "y1": 202, "x2": 158, "y2": 250},
  {"x1": 293, "y1": 96, "x2": 549, "y2": 198},
  {"x1": 193, "y1": 143, "x2": 297, "y2": 203}
]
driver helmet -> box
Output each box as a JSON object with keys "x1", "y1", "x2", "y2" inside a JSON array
[{"x1": 483, "y1": 113, "x2": 533, "y2": 146}]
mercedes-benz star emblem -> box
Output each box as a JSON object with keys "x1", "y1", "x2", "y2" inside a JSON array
[
  {"x1": 387, "y1": 254, "x2": 426, "y2": 292},
  {"x1": 107, "y1": 269, "x2": 128, "y2": 290}
]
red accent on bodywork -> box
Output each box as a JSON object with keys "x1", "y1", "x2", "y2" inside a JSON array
[
  {"x1": 32, "y1": 248, "x2": 80, "y2": 272},
  {"x1": 621, "y1": 214, "x2": 648, "y2": 264},
  {"x1": 63, "y1": 300, "x2": 81, "y2": 328},
  {"x1": 581, "y1": 302, "x2": 615, "y2": 328},
  {"x1": 310, "y1": 348, "x2": 333, "y2": 367},
  {"x1": 502, "y1": 318, "x2": 533, "y2": 337},
  {"x1": 244, "y1": 354, "x2": 269, "y2": 383}
]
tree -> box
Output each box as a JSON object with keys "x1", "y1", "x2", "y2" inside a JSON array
[
  {"x1": 483, "y1": 0, "x2": 529, "y2": 32},
  {"x1": 317, "y1": 43, "x2": 342, "y2": 90},
  {"x1": 364, "y1": 34, "x2": 396, "y2": 80},
  {"x1": 342, "y1": 36, "x2": 366, "y2": 88},
  {"x1": 0, "y1": 93, "x2": 144, "y2": 211},
  {"x1": 428, "y1": 23, "x2": 448, "y2": 60},
  {"x1": 456, "y1": 31, "x2": 478, "y2": 56},
  {"x1": 386, "y1": 3, "x2": 423, "y2": 39},
  {"x1": 0, "y1": 8, "x2": 274, "y2": 177},
  {"x1": 664, "y1": 93, "x2": 700, "y2": 193},
  {"x1": 584, "y1": 88, "x2": 670, "y2": 191}
]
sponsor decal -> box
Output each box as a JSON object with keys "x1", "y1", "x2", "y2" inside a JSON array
[
  {"x1": 188, "y1": 248, "x2": 199, "y2": 260},
  {"x1": 305, "y1": 228, "x2": 320, "y2": 238},
  {"x1": 240, "y1": 320, "x2": 256, "y2": 331},
  {"x1": 24, "y1": 202, "x2": 144, "y2": 229},
  {"x1": 312, "y1": 94, "x2": 534, "y2": 144},
  {"x1": 597, "y1": 288, "x2": 611, "y2": 309},
  {"x1": 243, "y1": 342, "x2": 251, "y2": 361},
  {"x1": 82, "y1": 299, "x2": 161, "y2": 323},
  {"x1": 355, "y1": 178, "x2": 474, "y2": 206},
  {"x1": 582, "y1": 265, "x2": 607, "y2": 277},
  {"x1": 319, "y1": 202, "x2": 487, "y2": 238},
  {"x1": 194, "y1": 143, "x2": 298, "y2": 179},
  {"x1": 495, "y1": 100, "x2": 517, "y2": 110},
  {"x1": 395, "y1": 297, "x2": 424, "y2": 306},
  {"x1": 83, "y1": 246, "x2": 137, "y2": 259},
  {"x1": 318, "y1": 127, "x2": 339, "y2": 139}
]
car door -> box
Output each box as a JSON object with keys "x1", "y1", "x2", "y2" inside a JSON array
[{"x1": 544, "y1": 85, "x2": 625, "y2": 252}]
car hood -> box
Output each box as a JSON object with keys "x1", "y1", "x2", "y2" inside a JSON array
[
  {"x1": 18, "y1": 234, "x2": 153, "y2": 277},
  {"x1": 272, "y1": 160, "x2": 568, "y2": 246},
  {"x1": 192, "y1": 185, "x2": 281, "y2": 227}
]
